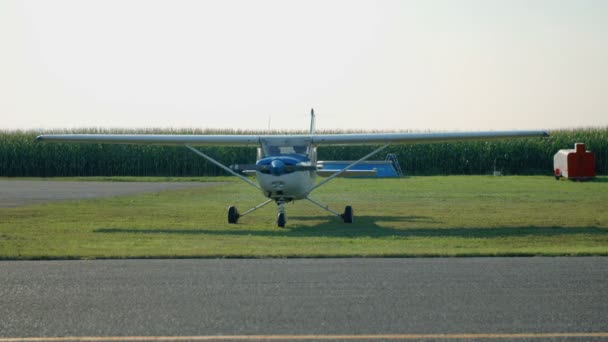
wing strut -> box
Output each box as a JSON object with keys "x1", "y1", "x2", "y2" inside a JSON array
[
  {"x1": 310, "y1": 143, "x2": 391, "y2": 192},
  {"x1": 185, "y1": 145, "x2": 261, "y2": 190}
]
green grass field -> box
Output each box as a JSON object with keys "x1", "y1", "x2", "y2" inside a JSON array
[{"x1": 1, "y1": 176, "x2": 607, "y2": 259}]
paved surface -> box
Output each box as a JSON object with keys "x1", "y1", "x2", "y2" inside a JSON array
[
  {"x1": 0, "y1": 180, "x2": 223, "y2": 207},
  {"x1": 0, "y1": 258, "x2": 607, "y2": 341}
]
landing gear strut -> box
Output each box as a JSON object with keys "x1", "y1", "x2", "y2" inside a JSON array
[
  {"x1": 227, "y1": 199, "x2": 273, "y2": 224},
  {"x1": 306, "y1": 197, "x2": 354, "y2": 223}
]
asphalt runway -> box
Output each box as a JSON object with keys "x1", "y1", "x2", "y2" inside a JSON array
[
  {"x1": 1, "y1": 258, "x2": 607, "y2": 341},
  {"x1": 0, "y1": 180, "x2": 223, "y2": 207}
]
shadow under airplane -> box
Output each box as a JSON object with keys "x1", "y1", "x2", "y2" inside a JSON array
[{"x1": 94, "y1": 215, "x2": 608, "y2": 239}]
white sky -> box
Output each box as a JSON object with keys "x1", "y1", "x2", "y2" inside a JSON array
[{"x1": 1, "y1": 0, "x2": 607, "y2": 131}]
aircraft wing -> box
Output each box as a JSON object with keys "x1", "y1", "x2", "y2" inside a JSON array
[
  {"x1": 36, "y1": 134, "x2": 262, "y2": 146},
  {"x1": 309, "y1": 131, "x2": 549, "y2": 145},
  {"x1": 36, "y1": 130, "x2": 548, "y2": 146}
]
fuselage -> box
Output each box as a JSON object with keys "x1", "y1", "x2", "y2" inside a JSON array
[
  {"x1": 254, "y1": 142, "x2": 317, "y2": 202},
  {"x1": 256, "y1": 168, "x2": 315, "y2": 201}
]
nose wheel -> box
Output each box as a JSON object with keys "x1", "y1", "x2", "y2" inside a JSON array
[
  {"x1": 277, "y1": 212, "x2": 286, "y2": 228},
  {"x1": 277, "y1": 200, "x2": 286, "y2": 228}
]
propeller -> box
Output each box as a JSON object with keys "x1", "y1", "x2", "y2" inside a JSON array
[{"x1": 231, "y1": 162, "x2": 317, "y2": 175}]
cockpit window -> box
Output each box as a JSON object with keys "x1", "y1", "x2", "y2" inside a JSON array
[
  {"x1": 263, "y1": 145, "x2": 308, "y2": 157},
  {"x1": 293, "y1": 145, "x2": 307, "y2": 154}
]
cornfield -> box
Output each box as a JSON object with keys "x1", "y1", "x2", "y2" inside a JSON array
[{"x1": 1, "y1": 127, "x2": 606, "y2": 177}]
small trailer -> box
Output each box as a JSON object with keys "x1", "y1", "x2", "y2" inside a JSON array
[{"x1": 553, "y1": 143, "x2": 595, "y2": 180}]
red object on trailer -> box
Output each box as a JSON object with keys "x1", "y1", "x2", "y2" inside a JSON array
[{"x1": 553, "y1": 143, "x2": 595, "y2": 180}]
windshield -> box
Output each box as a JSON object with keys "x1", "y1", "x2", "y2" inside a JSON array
[{"x1": 262, "y1": 144, "x2": 309, "y2": 157}]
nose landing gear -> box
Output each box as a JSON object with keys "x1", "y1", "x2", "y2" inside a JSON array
[{"x1": 277, "y1": 200, "x2": 287, "y2": 228}]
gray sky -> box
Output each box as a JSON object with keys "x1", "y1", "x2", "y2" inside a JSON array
[{"x1": 1, "y1": 0, "x2": 607, "y2": 131}]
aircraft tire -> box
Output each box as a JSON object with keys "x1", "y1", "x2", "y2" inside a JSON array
[
  {"x1": 277, "y1": 212, "x2": 286, "y2": 228},
  {"x1": 343, "y1": 205, "x2": 354, "y2": 223},
  {"x1": 228, "y1": 206, "x2": 239, "y2": 224}
]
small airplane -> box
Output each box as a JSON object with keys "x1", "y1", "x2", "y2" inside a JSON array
[{"x1": 37, "y1": 109, "x2": 548, "y2": 227}]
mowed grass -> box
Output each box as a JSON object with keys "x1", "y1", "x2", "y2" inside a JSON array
[{"x1": 1, "y1": 176, "x2": 607, "y2": 259}]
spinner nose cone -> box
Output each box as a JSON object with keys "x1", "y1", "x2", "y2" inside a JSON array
[{"x1": 270, "y1": 159, "x2": 286, "y2": 176}]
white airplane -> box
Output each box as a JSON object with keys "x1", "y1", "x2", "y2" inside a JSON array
[{"x1": 37, "y1": 110, "x2": 548, "y2": 227}]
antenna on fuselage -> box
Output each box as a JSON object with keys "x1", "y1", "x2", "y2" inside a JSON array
[{"x1": 309, "y1": 108, "x2": 316, "y2": 135}]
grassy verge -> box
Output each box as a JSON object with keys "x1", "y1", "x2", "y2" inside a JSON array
[{"x1": 1, "y1": 176, "x2": 607, "y2": 259}]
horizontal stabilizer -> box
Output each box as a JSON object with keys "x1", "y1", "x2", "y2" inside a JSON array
[
  {"x1": 231, "y1": 164, "x2": 317, "y2": 173},
  {"x1": 317, "y1": 169, "x2": 378, "y2": 178}
]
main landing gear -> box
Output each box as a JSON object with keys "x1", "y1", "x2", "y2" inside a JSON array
[
  {"x1": 228, "y1": 206, "x2": 240, "y2": 224},
  {"x1": 342, "y1": 205, "x2": 353, "y2": 223},
  {"x1": 227, "y1": 199, "x2": 273, "y2": 225},
  {"x1": 227, "y1": 200, "x2": 354, "y2": 227}
]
